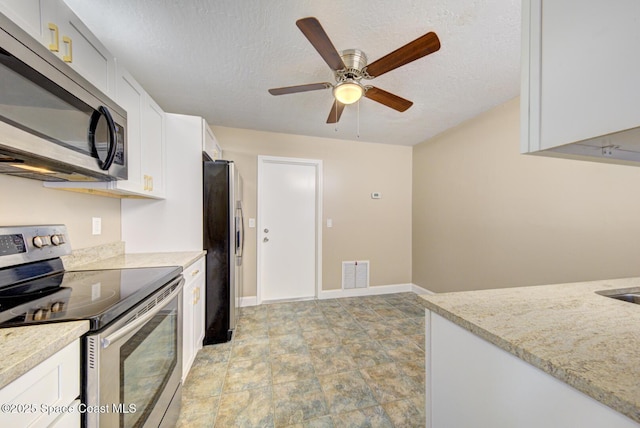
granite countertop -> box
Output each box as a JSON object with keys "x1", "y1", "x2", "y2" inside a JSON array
[
  {"x1": 421, "y1": 277, "x2": 640, "y2": 424},
  {"x1": 0, "y1": 321, "x2": 90, "y2": 389},
  {"x1": 66, "y1": 251, "x2": 206, "y2": 271}
]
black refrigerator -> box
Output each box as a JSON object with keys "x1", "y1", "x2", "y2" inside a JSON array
[{"x1": 202, "y1": 156, "x2": 243, "y2": 344}]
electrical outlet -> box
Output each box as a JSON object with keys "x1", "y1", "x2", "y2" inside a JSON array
[{"x1": 92, "y1": 217, "x2": 102, "y2": 235}]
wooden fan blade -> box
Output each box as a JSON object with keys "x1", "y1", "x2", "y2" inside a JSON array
[
  {"x1": 364, "y1": 87, "x2": 413, "y2": 112},
  {"x1": 268, "y1": 82, "x2": 332, "y2": 95},
  {"x1": 296, "y1": 17, "x2": 345, "y2": 71},
  {"x1": 365, "y1": 32, "x2": 440, "y2": 78},
  {"x1": 326, "y1": 100, "x2": 345, "y2": 124}
]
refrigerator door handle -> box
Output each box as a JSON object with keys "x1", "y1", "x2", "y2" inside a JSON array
[
  {"x1": 240, "y1": 206, "x2": 245, "y2": 256},
  {"x1": 235, "y1": 205, "x2": 244, "y2": 258}
]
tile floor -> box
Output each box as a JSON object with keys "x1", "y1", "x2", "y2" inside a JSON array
[{"x1": 176, "y1": 292, "x2": 428, "y2": 427}]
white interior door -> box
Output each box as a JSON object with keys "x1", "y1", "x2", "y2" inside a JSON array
[{"x1": 258, "y1": 156, "x2": 322, "y2": 302}]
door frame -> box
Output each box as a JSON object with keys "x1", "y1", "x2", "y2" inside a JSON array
[{"x1": 256, "y1": 155, "x2": 323, "y2": 304}]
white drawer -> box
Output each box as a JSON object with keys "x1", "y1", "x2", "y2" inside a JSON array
[{"x1": 183, "y1": 257, "x2": 205, "y2": 285}]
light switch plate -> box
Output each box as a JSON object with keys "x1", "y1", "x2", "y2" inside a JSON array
[
  {"x1": 248, "y1": 218, "x2": 256, "y2": 228},
  {"x1": 92, "y1": 217, "x2": 102, "y2": 235}
]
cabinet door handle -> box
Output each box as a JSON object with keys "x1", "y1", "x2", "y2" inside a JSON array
[
  {"x1": 193, "y1": 288, "x2": 198, "y2": 305},
  {"x1": 191, "y1": 269, "x2": 199, "y2": 277},
  {"x1": 145, "y1": 175, "x2": 153, "y2": 191},
  {"x1": 48, "y1": 23, "x2": 59, "y2": 52},
  {"x1": 62, "y1": 36, "x2": 73, "y2": 63}
]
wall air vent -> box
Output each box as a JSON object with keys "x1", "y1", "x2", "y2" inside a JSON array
[{"x1": 342, "y1": 260, "x2": 370, "y2": 289}]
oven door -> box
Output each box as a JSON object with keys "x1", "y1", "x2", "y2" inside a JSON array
[{"x1": 84, "y1": 276, "x2": 183, "y2": 428}]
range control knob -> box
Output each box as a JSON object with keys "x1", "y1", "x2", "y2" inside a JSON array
[
  {"x1": 33, "y1": 236, "x2": 45, "y2": 248},
  {"x1": 51, "y1": 235, "x2": 61, "y2": 246},
  {"x1": 33, "y1": 308, "x2": 48, "y2": 321},
  {"x1": 50, "y1": 302, "x2": 65, "y2": 313}
]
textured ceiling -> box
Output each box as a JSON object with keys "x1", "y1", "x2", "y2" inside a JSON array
[{"x1": 64, "y1": 0, "x2": 521, "y2": 146}]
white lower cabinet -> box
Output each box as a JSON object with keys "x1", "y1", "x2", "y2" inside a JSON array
[
  {"x1": 426, "y1": 311, "x2": 640, "y2": 428},
  {"x1": 0, "y1": 340, "x2": 80, "y2": 428},
  {"x1": 50, "y1": 399, "x2": 80, "y2": 428},
  {"x1": 182, "y1": 256, "x2": 206, "y2": 381}
]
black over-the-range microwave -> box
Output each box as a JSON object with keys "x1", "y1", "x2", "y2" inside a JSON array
[{"x1": 0, "y1": 11, "x2": 127, "y2": 182}]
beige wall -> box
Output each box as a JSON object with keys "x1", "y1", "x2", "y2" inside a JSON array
[
  {"x1": 413, "y1": 97, "x2": 640, "y2": 293},
  {"x1": 0, "y1": 174, "x2": 121, "y2": 249},
  {"x1": 213, "y1": 126, "x2": 413, "y2": 297}
]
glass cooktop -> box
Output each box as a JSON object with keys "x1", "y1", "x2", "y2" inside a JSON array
[{"x1": 0, "y1": 265, "x2": 181, "y2": 331}]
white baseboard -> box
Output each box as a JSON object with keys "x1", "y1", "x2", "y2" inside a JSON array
[
  {"x1": 318, "y1": 283, "x2": 415, "y2": 299},
  {"x1": 238, "y1": 283, "x2": 434, "y2": 307},
  {"x1": 239, "y1": 296, "x2": 257, "y2": 307},
  {"x1": 411, "y1": 283, "x2": 435, "y2": 295}
]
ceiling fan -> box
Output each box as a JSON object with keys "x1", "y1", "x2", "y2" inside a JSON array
[{"x1": 268, "y1": 17, "x2": 441, "y2": 124}]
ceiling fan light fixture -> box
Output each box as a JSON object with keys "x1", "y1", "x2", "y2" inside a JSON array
[{"x1": 333, "y1": 81, "x2": 363, "y2": 105}]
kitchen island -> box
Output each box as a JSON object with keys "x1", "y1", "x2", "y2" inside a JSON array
[{"x1": 421, "y1": 277, "x2": 640, "y2": 427}]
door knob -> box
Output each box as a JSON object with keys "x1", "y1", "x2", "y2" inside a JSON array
[
  {"x1": 263, "y1": 237, "x2": 269, "y2": 242},
  {"x1": 264, "y1": 228, "x2": 269, "y2": 233}
]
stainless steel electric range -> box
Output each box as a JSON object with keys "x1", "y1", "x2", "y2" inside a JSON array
[{"x1": 0, "y1": 225, "x2": 184, "y2": 428}]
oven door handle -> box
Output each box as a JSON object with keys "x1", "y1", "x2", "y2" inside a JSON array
[{"x1": 101, "y1": 282, "x2": 181, "y2": 349}]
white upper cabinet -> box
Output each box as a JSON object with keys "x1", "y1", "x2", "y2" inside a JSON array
[
  {"x1": 45, "y1": 0, "x2": 116, "y2": 96},
  {"x1": 114, "y1": 65, "x2": 144, "y2": 193},
  {"x1": 0, "y1": 0, "x2": 45, "y2": 41},
  {"x1": 111, "y1": 65, "x2": 166, "y2": 198},
  {"x1": 142, "y1": 95, "x2": 166, "y2": 198},
  {"x1": 203, "y1": 122, "x2": 222, "y2": 160},
  {"x1": 2, "y1": 0, "x2": 167, "y2": 198},
  {"x1": 0, "y1": 0, "x2": 116, "y2": 96},
  {"x1": 521, "y1": 0, "x2": 640, "y2": 165}
]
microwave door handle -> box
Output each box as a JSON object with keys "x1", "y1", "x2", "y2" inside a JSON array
[
  {"x1": 101, "y1": 282, "x2": 180, "y2": 349},
  {"x1": 89, "y1": 106, "x2": 118, "y2": 171},
  {"x1": 100, "y1": 106, "x2": 118, "y2": 170}
]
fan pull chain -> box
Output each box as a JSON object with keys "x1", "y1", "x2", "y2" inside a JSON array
[
  {"x1": 356, "y1": 99, "x2": 360, "y2": 138},
  {"x1": 334, "y1": 99, "x2": 339, "y2": 132}
]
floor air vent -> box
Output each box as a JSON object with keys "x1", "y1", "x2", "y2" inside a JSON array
[{"x1": 342, "y1": 261, "x2": 369, "y2": 289}]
